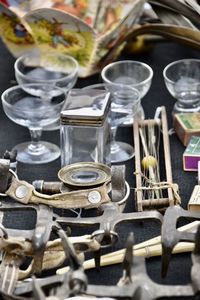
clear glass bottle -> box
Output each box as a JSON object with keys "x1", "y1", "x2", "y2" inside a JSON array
[{"x1": 60, "y1": 89, "x2": 110, "y2": 167}]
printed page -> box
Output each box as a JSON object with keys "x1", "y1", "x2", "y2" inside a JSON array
[
  {"x1": 94, "y1": 0, "x2": 141, "y2": 35},
  {"x1": 0, "y1": 0, "x2": 31, "y2": 15},
  {"x1": 91, "y1": 0, "x2": 145, "y2": 71},
  {"x1": 24, "y1": 8, "x2": 96, "y2": 76},
  {"x1": 0, "y1": 2, "x2": 35, "y2": 56},
  {"x1": 29, "y1": 0, "x2": 101, "y2": 27}
]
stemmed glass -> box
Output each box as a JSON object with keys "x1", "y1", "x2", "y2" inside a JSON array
[
  {"x1": 83, "y1": 83, "x2": 141, "y2": 163},
  {"x1": 101, "y1": 60, "x2": 153, "y2": 125},
  {"x1": 14, "y1": 51, "x2": 79, "y2": 130},
  {"x1": 163, "y1": 59, "x2": 200, "y2": 114},
  {"x1": 14, "y1": 51, "x2": 78, "y2": 90},
  {"x1": 1, "y1": 84, "x2": 66, "y2": 164}
]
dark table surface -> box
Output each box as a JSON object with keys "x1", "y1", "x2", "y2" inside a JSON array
[{"x1": 0, "y1": 39, "x2": 200, "y2": 299}]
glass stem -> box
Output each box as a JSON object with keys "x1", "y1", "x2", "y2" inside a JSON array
[
  {"x1": 111, "y1": 126, "x2": 120, "y2": 153},
  {"x1": 28, "y1": 128, "x2": 44, "y2": 154}
]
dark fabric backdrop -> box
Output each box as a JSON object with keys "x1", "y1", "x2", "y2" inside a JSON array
[{"x1": 0, "y1": 39, "x2": 200, "y2": 299}]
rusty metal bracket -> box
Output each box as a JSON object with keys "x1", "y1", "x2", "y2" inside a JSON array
[
  {"x1": 14, "y1": 230, "x2": 200, "y2": 300},
  {"x1": 0, "y1": 201, "x2": 54, "y2": 274},
  {"x1": 0, "y1": 159, "x2": 11, "y2": 195},
  {"x1": 85, "y1": 236, "x2": 197, "y2": 300},
  {"x1": 161, "y1": 205, "x2": 200, "y2": 277},
  {"x1": 56, "y1": 202, "x2": 163, "y2": 247},
  {"x1": 14, "y1": 229, "x2": 87, "y2": 300}
]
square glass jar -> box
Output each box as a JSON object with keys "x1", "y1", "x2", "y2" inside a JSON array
[{"x1": 60, "y1": 89, "x2": 110, "y2": 167}]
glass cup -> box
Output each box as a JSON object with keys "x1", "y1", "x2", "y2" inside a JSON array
[
  {"x1": 101, "y1": 60, "x2": 153, "y2": 125},
  {"x1": 83, "y1": 83, "x2": 141, "y2": 163},
  {"x1": 1, "y1": 84, "x2": 66, "y2": 164},
  {"x1": 14, "y1": 51, "x2": 79, "y2": 130},
  {"x1": 14, "y1": 51, "x2": 79, "y2": 90},
  {"x1": 163, "y1": 59, "x2": 200, "y2": 114}
]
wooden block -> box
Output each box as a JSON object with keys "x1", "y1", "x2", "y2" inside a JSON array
[
  {"x1": 183, "y1": 136, "x2": 200, "y2": 171},
  {"x1": 188, "y1": 185, "x2": 200, "y2": 212},
  {"x1": 173, "y1": 113, "x2": 200, "y2": 146}
]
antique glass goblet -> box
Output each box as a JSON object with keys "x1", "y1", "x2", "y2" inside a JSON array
[
  {"x1": 14, "y1": 51, "x2": 78, "y2": 130},
  {"x1": 14, "y1": 51, "x2": 78, "y2": 91},
  {"x1": 163, "y1": 59, "x2": 200, "y2": 113},
  {"x1": 83, "y1": 83, "x2": 141, "y2": 163},
  {"x1": 1, "y1": 84, "x2": 66, "y2": 164},
  {"x1": 101, "y1": 60, "x2": 153, "y2": 125}
]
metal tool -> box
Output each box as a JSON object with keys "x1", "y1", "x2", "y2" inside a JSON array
[
  {"x1": 14, "y1": 229, "x2": 87, "y2": 300},
  {"x1": 161, "y1": 205, "x2": 200, "y2": 277},
  {"x1": 14, "y1": 230, "x2": 200, "y2": 300}
]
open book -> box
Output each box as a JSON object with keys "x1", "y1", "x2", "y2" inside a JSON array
[{"x1": 0, "y1": 0, "x2": 145, "y2": 77}]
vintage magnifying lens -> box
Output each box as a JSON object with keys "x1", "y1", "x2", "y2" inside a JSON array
[
  {"x1": 33, "y1": 162, "x2": 130, "y2": 211},
  {"x1": 58, "y1": 162, "x2": 111, "y2": 190}
]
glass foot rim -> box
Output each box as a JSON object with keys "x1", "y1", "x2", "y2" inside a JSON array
[
  {"x1": 111, "y1": 141, "x2": 134, "y2": 164},
  {"x1": 13, "y1": 141, "x2": 60, "y2": 164},
  {"x1": 173, "y1": 102, "x2": 200, "y2": 113}
]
